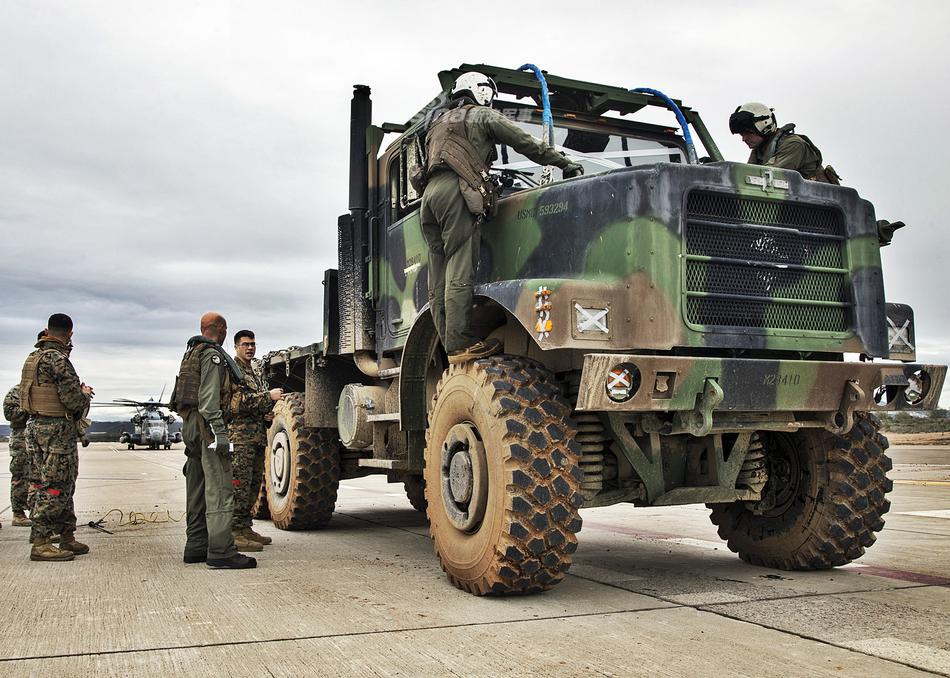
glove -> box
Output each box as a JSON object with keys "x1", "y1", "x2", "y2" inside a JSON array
[
  {"x1": 208, "y1": 430, "x2": 230, "y2": 456},
  {"x1": 563, "y1": 162, "x2": 584, "y2": 179}
]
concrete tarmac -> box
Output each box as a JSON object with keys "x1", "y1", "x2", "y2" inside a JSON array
[{"x1": 0, "y1": 442, "x2": 948, "y2": 677}]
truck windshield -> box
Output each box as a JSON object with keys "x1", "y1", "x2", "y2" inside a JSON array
[{"x1": 493, "y1": 119, "x2": 684, "y2": 189}]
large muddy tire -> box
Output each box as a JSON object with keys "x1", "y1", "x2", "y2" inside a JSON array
[
  {"x1": 404, "y1": 475, "x2": 427, "y2": 513},
  {"x1": 265, "y1": 393, "x2": 341, "y2": 530},
  {"x1": 424, "y1": 355, "x2": 584, "y2": 595},
  {"x1": 708, "y1": 413, "x2": 892, "y2": 569}
]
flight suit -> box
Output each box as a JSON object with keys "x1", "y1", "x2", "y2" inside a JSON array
[
  {"x1": 179, "y1": 341, "x2": 238, "y2": 562},
  {"x1": 748, "y1": 123, "x2": 824, "y2": 180},
  {"x1": 421, "y1": 103, "x2": 578, "y2": 353}
]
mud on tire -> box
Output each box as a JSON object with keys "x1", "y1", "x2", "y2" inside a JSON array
[
  {"x1": 708, "y1": 413, "x2": 892, "y2": 569},
  {"x1": 424, "y1": 355, "x2": 584, "y2": 595},
  {"x1": 265, "y1": 393, "x2": 341, "y2": 530}
]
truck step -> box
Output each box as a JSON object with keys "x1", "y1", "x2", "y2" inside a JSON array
[
  {"x1": 377, "y1": 366, "x2": 401, "y2": 379},
  {"x1": 358, "y1": 458, "x2": 407, "y2": 470},
  {"x1": 367, "y1": 412, "x2": 401, "y2": 423}
]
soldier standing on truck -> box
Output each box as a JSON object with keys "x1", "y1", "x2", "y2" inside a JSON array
[
  {"x1": 4, "y1": 383, "x2": 32, "y2": 528},
  {"x1": 729, "y1": 102, "x2": 840, "y2": 183},
  {"x1": 418, "y1": 71, "x2": 585, "y2": 364},
  {"x1": 171, "y1": 312, "x2": 256, "y2": 569},
  {"x1": 228, "y1": 329, "x2": 283, "y2": 553},
  {"x1": 20, "y1": 314, "x2": 93, "y2": 562}
]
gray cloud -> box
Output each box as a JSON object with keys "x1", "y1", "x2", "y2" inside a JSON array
[{"x1": 2, "y1": 1, "x2": 948, "y2": 413}]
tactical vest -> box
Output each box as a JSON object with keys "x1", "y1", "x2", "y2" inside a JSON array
[
  {"x1": 170, "y1": 343, "x2": 231, "y2": 414},
  {"x1": 227, "y1": 361, "x2": 261, "y2": 420},
  {"x1": 19, "y1": 349, "x2": 69, "y2": 417},
  {"x1": 425, "y1": 104, "x2": 498, "y2": 216},
  {"x1": 762, "y1": 125, "x2": 840, "y2": 184}
]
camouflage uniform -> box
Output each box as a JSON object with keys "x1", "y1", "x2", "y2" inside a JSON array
[
  {"x1": 21, "y1": 338, "x2": 90, "y2": 542},
  {"x1": 227, "y1": 357, "x2": 273, "y2": 530},
  {"x1": 421, "y1": 103, "x2": 577, "y2": 352},
  {"x1": 748, "y1": 123, "x2": 823, "y2": 179},
  {"x1": 3, "y1": 385, "x2": 32, "y2": 517},
  {"x1": 178, "y1": 339, "x2": 239, "y2": 562}
]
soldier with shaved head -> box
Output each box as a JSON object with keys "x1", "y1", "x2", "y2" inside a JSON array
[{"x1": 170, "y1": 312, "x2": 256, "y2": 569}]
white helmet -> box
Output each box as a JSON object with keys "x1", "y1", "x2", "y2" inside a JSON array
[
  {"x1": 729, "y1": 102, "x2": 777, "y2": 136},
  {"x1": 452, "y1": 71, "x2": 498, "y2": 106}
]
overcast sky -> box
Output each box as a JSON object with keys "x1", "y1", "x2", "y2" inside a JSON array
[{"x1": 1, "y1": 0, "x2": 948, "y2": 418}]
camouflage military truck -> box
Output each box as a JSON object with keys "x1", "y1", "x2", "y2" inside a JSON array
[{"x1": 260, "y1": 64, "x2": 946, "y2": 595}]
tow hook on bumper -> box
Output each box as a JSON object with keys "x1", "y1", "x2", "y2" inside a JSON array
[{"x1": 673, "y1": 378, "x2": 723, "y2": 437}]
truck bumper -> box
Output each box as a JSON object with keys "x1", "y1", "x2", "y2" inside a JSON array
[{"x1": 576, "y1": 354, "x2": 946, "y2": 417}]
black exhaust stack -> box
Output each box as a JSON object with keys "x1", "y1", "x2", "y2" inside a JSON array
[
  {"x1": 339, "y1": 85, "x2": 374, "y2": 354},
  {"x1": 349, "y1": 85, "x2": 371, "y2": 211}
]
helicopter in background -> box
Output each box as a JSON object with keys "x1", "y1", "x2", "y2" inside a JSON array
[{"x1": 93, "y1": 395, "x2": 182, "y2": 450}]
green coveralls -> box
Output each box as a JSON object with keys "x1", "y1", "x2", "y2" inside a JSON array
[
  {"x1": 420, "y1": 106, "x2": 574, "y2": 353},
  {"x1": 182, "y1": 348, "x2": 237, "y2": 561},
  {"x1": 749, "y1": 123, "x2": 823, "y2": 179}
]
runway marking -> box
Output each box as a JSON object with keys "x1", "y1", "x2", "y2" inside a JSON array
[
  {"x1": 898, "y1": 509, "x2": 950, "y2": 519},
  {"x1": 840, "y1": 638, "x2": 950, "y2": 676},
  {"x1": 893, "y1": 479, "x2": 950, "y2": 487}
]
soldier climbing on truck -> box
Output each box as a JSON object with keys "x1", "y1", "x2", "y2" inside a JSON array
[{"x1": 256, "y1": 64, "x2": 946, "y2": 596}]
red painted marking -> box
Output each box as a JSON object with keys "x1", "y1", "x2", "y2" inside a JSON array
[
  {"x1": 47, "y1": 488, "x2": 61, "y2": 496},
  {"x1": 232, "y1": 479, "x2": 240, "y2": 487},
  {"x1": 846, "y1": 565, "x2": 950, "y2": 587}
]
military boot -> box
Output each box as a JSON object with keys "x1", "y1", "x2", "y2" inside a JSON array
[
  {"x1": 11, "y1": 512, "x2": 32, "y2": 527},
  {"x1": 232, "y1": 531, "x2": 263, "y2": 552},
  {"x1": 447, "y1": 339, "x2": 502, "y2": 365},
  {"x1": 30, "y1": 537, "x2": 75, "y2": 562},
  {"x1": 58, "y1": 532, "x2": 90, "y2": 555},
  {"x1": 241, "y1": 526, "x2": 272, "y2": 545}
]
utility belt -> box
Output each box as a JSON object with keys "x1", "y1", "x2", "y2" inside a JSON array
[{"x1": 419, "y1": 164, "x2": 499, "y2": 219}]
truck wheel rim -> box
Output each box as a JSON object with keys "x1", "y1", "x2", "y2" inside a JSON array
[
  {"x1": 440, "y1": 423, "x2": 488, "y2": 532},
  {"x1": 271, "y1": 431, "x2": 291, "y2": 496}
]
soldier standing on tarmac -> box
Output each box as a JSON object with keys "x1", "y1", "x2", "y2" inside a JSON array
[
  {"x1": 418, "y1": 71, "x2": 585, "y2": 364},
  {"x1": 20, "y1": 314, "x2": 93, "y2": 562},
  {"x1": 4, "y1": 383, "x2": 33, "y2": 528},
  {"x1": 728, "y1": 102, "x2": 840, "y2": 183},
  {"x1": 171, "y1": 312, "x2": 256, "y2": 569},
  {"x1": 228, "y1": 329, "x2": 283, "y2": 552}
]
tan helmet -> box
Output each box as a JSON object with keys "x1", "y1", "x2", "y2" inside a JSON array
[{"x1": 729, "y1": 102, "x2": 776, "y2": 136}]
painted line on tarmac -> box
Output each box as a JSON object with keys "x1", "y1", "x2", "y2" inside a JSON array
[
  {"x1": 899, "y1": 509, "x2": 950, "y2": 519},
  {"x1": 893, "y1": 480, "x2": 950, "y2": 487}
]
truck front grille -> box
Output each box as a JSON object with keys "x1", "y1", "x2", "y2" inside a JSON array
[{"x1": 684, "y1": 191, "x2": 850, "y2": 333}]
